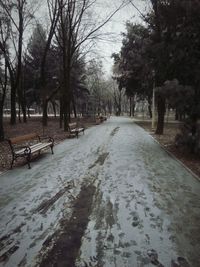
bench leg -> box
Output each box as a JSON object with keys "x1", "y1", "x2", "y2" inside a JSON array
[
  {"x1": 50, "y1": 145, "x2": 54, "y2": 154},
  {"x1": 10, "y1": 157, "x2": 15, "y2": 169},
  {"x1": 26, "y1": 154, "x2": 31, "y2": 169}
]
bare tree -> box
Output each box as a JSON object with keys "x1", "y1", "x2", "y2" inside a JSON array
[
  {"x1": 0, "y1": 0, "x2": 40, "y2": 124},
  {"x1": 0, "y1": 58, "x2": 8, "y2": 140},
  {"x1": 55, "y1": 0, "x2": 128, "y2": 130},
  {"x1": 39, "y1": 0, "x2": 60, "y2": 126},
  {"x1": 0, "y1": 4, "x2": 11, "y2": 139}
]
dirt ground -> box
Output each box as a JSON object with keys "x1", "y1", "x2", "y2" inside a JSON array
[{"x1": 1, "y1": 116, "x2": 200, "y2": 179}]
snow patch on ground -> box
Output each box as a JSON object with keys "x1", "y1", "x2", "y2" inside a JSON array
[{"x1": 0, "y1": 117, "x2": 200, "y2": 267}]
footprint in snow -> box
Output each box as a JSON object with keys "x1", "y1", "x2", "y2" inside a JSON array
[{"x1": 147, "y1": 249, "x2": 164, "y2": 266}]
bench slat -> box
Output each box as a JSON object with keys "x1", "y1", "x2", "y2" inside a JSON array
[
  {"x1": 77, "y1": 128, "x2": 84, "y2": 132},
  {"x1": 68, "y1": 123, "x2": 85, "y2": 138},
  {"x1": 15, "y1": 148, "x2": 28, "y2": 155},
  {"x1": 70, "y1": 129, "x2": 77, "y2": 133},
  {"x1": 30, "y1": 143, "x2": 52, "y2": 153},
  {"x1": 15, "y1": 142, "x2": 52, "y2": 155},
  {"x1": 10, "y1": 133, "x2": 38, "y2": 144},
  {"x1": 7, "y1": 134, "x2": 54, "y2": 169}
]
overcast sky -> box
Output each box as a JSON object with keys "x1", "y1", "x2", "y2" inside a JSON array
[
  {"x1": 93, "y1": 0, "x2": 149, "y2": 76},
  {"x1": 35, "y1": 0, "x2": 149, "y2": 77}
]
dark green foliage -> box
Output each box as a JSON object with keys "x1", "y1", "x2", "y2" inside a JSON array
[
  {"x1": 24, "y1": 24, "x2": 60, "y2": 110},
  {"x1": 149, "y1": 0, "x2": 200, "y2": 115},
  {"x1": 175, "y1": 118, "x2": 200, "y2": 154},
  {"x1": 113, "y1": 0, "x2": 200, "y2": 134},
  {"x1": 112, "y1": 22, "x2": 153, "y2": 107}
]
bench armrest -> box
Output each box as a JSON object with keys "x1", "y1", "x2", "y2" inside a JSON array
[
  {"x1": 6, "y1": 139, "x2": 27, "y2": 153},
  {"x1": 39, "y1": 135, "x2": 54, "y2": 144},
  {"x1": 77, "y1": 123, "x2": 85, "y2": 129},
  {"x1": 24, "y1": 146, "x2": 31, "y2": 155}
]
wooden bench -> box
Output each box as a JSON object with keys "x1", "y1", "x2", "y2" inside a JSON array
[
  {"x1": 7, "y1": 133, "x2": 54, "y2": 169},
  {"x1": 100, "y1": 115, "x2": 107, "y2": 122},
  {"x1": 68, "y1": 122, "x2": 85, "y2": 138},
  {"x1": 96, "y1": 116, "x2": 107, "y2": 124},
  {"x1": 95, "y1": 117, "x2": 101, "y2": 124}
]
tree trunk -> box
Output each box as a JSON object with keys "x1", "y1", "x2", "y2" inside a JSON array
[
  {"x1": 63, "y1": 68, "x2": 71, "y2": 131},
  {"x1": 132, "y1": 102, "x2": 135, "y2": 117},
  {"x1": 0, "y1": 61, "x2": 8, "y2": 140},
  {"x1": 148, "y1": 104, "x2": 152, "y2": 119},
  {"x1": 10, "y1": 85, "x2": 16, "y2": 125},
  {"x1": 155, "y1": 95, "x2": 165, "y2": 134},
  {"x1": 64, "y1": 112, "x2": 68, "y2": 131},
  {"x1": 72, "y1": 94, "x2": 77, "y2": 118},
  {"x1": 18, "y1": 88, "x2": 27, "y2": 123},
  {"x1": 21, "y1": 72, "x2": 27, "y2": 123},
  {"x1": 42, "y1": 99, "x2": 48, "y2": 126},
  {"x1": 118, "y1": 90, "x2": 122, "y2": 116},
  {"x1": 22, "y1": 102, "x2": 27, "y2": 123},
  {"x1": 61, "y1": 21, "x2": 71, "y2": 132},
  {"x1": 0, "y1": 104, "x2": 4, "y2": 141},
  {"x1": 60, "y1": 97, "x2": 63, "y2": 128},
  {"x1": 52, "y1": 101, "x2": 57, "y2": 117},
  {"x1": 27, "y1": 107, "x2": 31, "y2": 118},
  {"x1": 147, "y1": 95, "x2": 152, "y2": 118},
  {"x1": 18, "y1": 103, "x2": 21, "y2": 123},
  {"x1": 11, "y1": 2, "x2": 24, "y2": 125},
  {"x1": 62, "y1": 62, "x2": 71, "y2": 132},
  {"x1": 129, "y1": 97, "x2": 132, "y2": 116},
  {"x1": 175, "y1": 108, "x2": 178, "y2": 120}
]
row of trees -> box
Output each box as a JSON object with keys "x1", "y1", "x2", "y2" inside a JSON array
[
  {"x1": 112, "y1": 0, "x2": 200, "y2": 135},
  {"x1": 0, "y1": 0, "x2": 129, "y2": 141}
]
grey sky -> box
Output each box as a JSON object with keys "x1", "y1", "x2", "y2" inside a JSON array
[
  {"x1": 93, "y1": 0, "x2": 149, "y2": 76},
  {"x1": 34, "y1": 0, "x2": 149, "y2": 77}
]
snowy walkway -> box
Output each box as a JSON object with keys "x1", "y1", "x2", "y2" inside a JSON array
[{"x1": 0, "y1": 117, "x2": 200, "y2": 267}]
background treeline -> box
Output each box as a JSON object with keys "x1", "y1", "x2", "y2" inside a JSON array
[
  {"x1": 0, "y1": 0, "x2": 130, "y2": 141},
  {"x1": 1, "y1": 0, "x2": 200, "y2": 152}
]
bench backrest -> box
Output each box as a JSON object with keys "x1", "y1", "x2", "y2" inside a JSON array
[
  {"x1": 9, "y1": 133, "x2": 39, "y2": 144},
  {"x1": 68, "y1": 123, "x2": 77, "y2": 129}
]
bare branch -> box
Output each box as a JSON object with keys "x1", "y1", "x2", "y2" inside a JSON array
[{"x1": 74, "y1": 0, "x2": 129, "y2": 52}]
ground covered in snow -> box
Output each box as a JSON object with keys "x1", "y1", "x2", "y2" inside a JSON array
[
  {"x1": 0, "y1": 117, "x2": 200, "y2": 267},
  {"x1": 1, "y1": 116, "x2": 200, "y2": 179},
  {"x1": 135, "y1": 119, "x2": 200, "y2": 179},
  {"x1": 0, "y1": 117, "x2": 96, "y2": 172}
]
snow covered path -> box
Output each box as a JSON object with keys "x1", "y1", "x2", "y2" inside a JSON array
[{"x1": 0, "y1": 117, "x2": 200, "y2": 267}]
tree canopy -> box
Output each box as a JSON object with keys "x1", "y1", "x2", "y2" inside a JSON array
[{"x1": 112, "y1": 0, "x2": 200, "y2": 134}]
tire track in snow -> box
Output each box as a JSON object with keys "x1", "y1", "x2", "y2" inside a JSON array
[
  {"x1": 0, "y1": 244, "x2": 19, "y2": 263},
  {"x1": 89, "y1": 152, "x2": 109, "y2": 170},
  {"x1": 0, "y1": 120, "x2": 121, "y2": 266},
  {"x1": 88, "y1": 126, "x2": 119, "y2": 170},
  {"x1": 0, "y1": 181, "x2": 74, "y2": 265},
  {"x1": 38, "y1": 183, "x2": 96, "y2": 267},
  {"x1": 37, "y1": 127, "x2": 119, "y2": 266},
  {"x1": 33, "y1": 184, "x2": 73, "y2": 215},
  {"x1": 110, "y1": 127, "x2": 120, "y2": 137}
]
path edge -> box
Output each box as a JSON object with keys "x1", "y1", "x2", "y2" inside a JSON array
[{"x1": 148, "y1": 133, "x2": 200, "y2": 183}]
